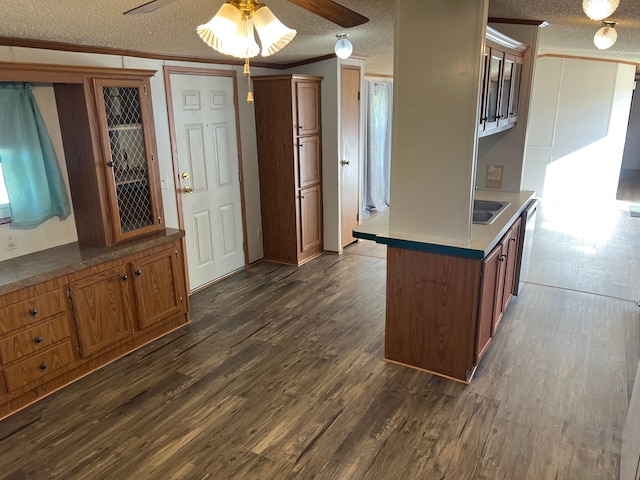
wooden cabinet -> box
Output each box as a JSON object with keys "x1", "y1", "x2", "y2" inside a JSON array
[
  {"x1": 0, "y1": 282, "x2": 77, "y2": 395},
  {"x1": 0, "y1": 234, "x2": 189, "y2": 420},
  {"x1": 476, "y1": 216, "x2": 523, "y2": 363},
  {"x1": 384, "y1": 214, "x2": 527, "y2": 383},
  {"x1": 479, "y1": 28, "x2": 528, "y2": 137},
  {"x1": 253, "y1": 74, "x2": 324, "y2": 265},
  {"x1": 131, "y1": 247, "x2": 185, "y2": 329},
  {"x1": 55, "y1": 73, "x2": 163, "y2": 247},
  {"x1": 70, "y1": 265, "x2": 135, "y2": 357}
]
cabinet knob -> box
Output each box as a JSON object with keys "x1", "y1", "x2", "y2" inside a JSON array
[
  {"x1": 299, "y1": 125, "x2": 304, "y2": 130},
  {"x1": 183, "y1": 186, "x2": 194, "y2": 194},
  {"x1": 34, "y1": 336, "x2": 43, "y2": 344},
  {"x1": 39, "y1": 363, "x2": 47, "y2": 371},
  {"x1": 340, "y1": 160, "x2": 350, "y2": 166},
  {"x1": 121, "y1": 275, "x2": 128, "y2": 281},
  {"x1": 107, "y1": 161, "x2": 114, "y2": 168},
  {"x1": 300, "y1": 195, "x2": 305, "y2": 199},
  {"x1": 499, "y1": 254, "x2": 507, "y2": 262},
  {"x1": 29, "y1": 308, "x2": 37, "y2": 317},
  {"x1": 135, "y1": 269, "x2": 142, "y2": 276},
  {"x1": 299, "y1": 143, "x2": 304, "y2": 148}
]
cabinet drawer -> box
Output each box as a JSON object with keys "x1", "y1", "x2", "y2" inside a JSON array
[
  {"x1": 0, "y1": 314, "x2": 71, "y2": 365},
  {"x1": 4, "y1": 340, "x2": 75, "y2": 392},
  {"x1": 0, "y1": 290, "x2": 66, "y2": 334}
]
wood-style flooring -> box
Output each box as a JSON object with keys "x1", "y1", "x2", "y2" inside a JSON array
[{"x1": 0, "y1": 199, "x2": 638, "y2": 479}]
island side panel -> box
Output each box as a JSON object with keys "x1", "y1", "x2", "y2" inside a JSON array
[{"x1": 385, "y1": 246, "x2": 481, "y2": 382}]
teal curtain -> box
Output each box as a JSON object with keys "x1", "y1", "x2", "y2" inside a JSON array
[{"x1": 0, "y1": 83, "x2": 71, "y2": 228}]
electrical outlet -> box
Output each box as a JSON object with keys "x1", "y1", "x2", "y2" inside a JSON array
[
  {"x1": 5, "y1": 232, "x2": 16, "y2": 250},
  {"x1": 257, "y1": 227, "x2": 262, "y2": 240}
]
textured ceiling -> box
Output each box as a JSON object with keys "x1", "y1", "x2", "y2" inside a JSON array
[{"x1": 0, "y1": 0, "x2": 638, "y2": 75}]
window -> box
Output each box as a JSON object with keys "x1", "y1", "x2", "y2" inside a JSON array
[{"x1": 0, "y1": 163, "x2": 9, "y2": 223}]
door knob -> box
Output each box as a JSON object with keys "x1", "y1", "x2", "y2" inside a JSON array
[
  {"x1": 181, "y1": 172, "x2": 190, "y2": 180},
  {"x1": 183, "y1": 186, "x2": 193, "y2": 194},
  {"x1": 340, "y1": 160, "x2": 350, "y2": 166}
]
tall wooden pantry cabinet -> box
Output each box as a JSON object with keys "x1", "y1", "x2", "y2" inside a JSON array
[{"x1": 252, "y1": 75, "x2": 324, "y2": 265}]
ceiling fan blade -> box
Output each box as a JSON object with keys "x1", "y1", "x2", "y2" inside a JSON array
[
  {"x1": 124, "y1": 0, "x2": 179, "y2": 15},
  {"x1": 287, "y1": 0, "x2": 369, "y2": 28}
]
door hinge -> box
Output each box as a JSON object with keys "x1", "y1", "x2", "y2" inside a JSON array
[
  {"x1": 180, "y1": 296, "x2": 183, "y2": 304},
  {"x1": 67, "y1": 289, "x2": 72, "y2": 299},
  {"x1": 143, "y1": 84, "x2": 148, "y2": 95},
  {"x1": 175, "y1": 249, "x2": 179, "y2": 258},
  {"x1": 357, "y1": 91, "x2": 360, "y2": 101},
  {"x1": 356, "y1": 213, "x2": 359, "y2": 222},
  {"x1": 158, "y1": 216, "x2": 162, "y2": 224},
  {"x1": 151, "y1": 153, "x2": 155, "y2": 162}
]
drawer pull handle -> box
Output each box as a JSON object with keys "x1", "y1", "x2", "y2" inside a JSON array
[
  {"x1": 121, "y1": 275, "x2": 128, "y2": 281},
  {"x1": 135, "y1": 269, "x2": 142, "y2": 276},
  {"x1": 34, "y1": 336, "x2": 43, "y2": 344},
  {"x1": 39, "y1": 363, "x2": 47, "y2": 371},
  {"x1": 29, "y1": 308, "x2": 37, "y2": 317}
]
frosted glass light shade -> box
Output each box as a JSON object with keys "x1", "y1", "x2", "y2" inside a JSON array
[
  {"x1": 253, "y1": 6, "x2": 297, "y2": 57},
  {"x1": 582, "y1": 0, "x2": 619, "y2": 21},
  {"x1": 594, "y1": 23, "x2": 618, "y2": 49},
  {"x1": 335, "y1": 36, "x2": 353, "y2": 59},
  {"x1": 197, "y1": 3, "x2": 260, "y2": 58}
]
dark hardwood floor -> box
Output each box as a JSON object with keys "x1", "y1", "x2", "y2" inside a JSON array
[{"x1": 0, "y1": 198, "x2": 638, "y2": 479}]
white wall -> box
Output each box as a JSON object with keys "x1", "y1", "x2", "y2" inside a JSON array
[
  {"x1": 0, "y1": 46, "x2": 272, "y2": 264},
  {"x1": 476, "y1": 23, "x2": 540, "y2": 192},
  {"x1": 621, "y1": 81, "x2": 640, "y2": 170},
  {"x1": 390, "y1": 0, "x2": 487, "y2": 242},
  {"x1": 0, "y1": 85, "x2": 78, "y2": 262},
  {"x1": 522, "y1": 57, "x2": 635, "y2": 202}
]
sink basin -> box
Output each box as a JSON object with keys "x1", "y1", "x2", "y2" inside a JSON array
[
  {"x1": 473, "y1": 211, "x2": 494, "y2": 223},
  {"x1": 472, "y1": 199, "x2": 511, "y2": 224},
  {"x1": 473, "y1": 200, "x2": 509, "y2": 211}
]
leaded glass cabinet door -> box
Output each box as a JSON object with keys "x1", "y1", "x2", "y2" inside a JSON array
[{"x1": 93, "y1": 78, "x2": 162, "y2": 243}]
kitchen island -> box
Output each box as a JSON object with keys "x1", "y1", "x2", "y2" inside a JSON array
[{"x1": 354, "y1": 190, "x2": 535, "y2": 382}]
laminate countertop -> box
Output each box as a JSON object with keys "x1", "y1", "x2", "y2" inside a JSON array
[
  {"x1": 0, "y1": 228, "x2": 185, "y2": 296},
  {"x1": 353, "y1": 190, "x2": 535, "y2": 259}
]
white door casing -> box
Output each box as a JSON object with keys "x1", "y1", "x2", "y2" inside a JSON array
[{"x1": 168, "y1": 72, "x2": 246, "y2": 291}]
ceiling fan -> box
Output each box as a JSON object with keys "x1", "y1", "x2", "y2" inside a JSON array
[{"x1": 124, "y1": 0, "x2": 369, "y2": 28}]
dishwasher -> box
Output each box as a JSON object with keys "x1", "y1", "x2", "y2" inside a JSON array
[{"x1": 513, "y1": 198, "x2": 537, "y2": 295}]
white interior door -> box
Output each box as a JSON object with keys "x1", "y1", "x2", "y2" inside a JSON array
[{"x1": 169, "y1": 73, "x2": 245, "y2": 291}]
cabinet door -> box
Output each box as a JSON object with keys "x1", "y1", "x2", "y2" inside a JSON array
[
  {"x1": 493, "y1": 240, "x2": 508, "y2": 335},
  {"x1": 93, "y1": 78, "x2": 162, "y2": 243},
  {"x1": 479, "y1": 46, "x2": 491, "y2": 132},
  {"x1": 297, "y1": 135, "x2": 321, "y2": 189},
  {"x1": 476, "y1": 244, "x2": 501, "y2": 363},
  {"x1": 131, "y1": 247, "x2": 185, "y2": 329},
  {"x1": 485, "y1": 49, "x2": 503, "y2": 132},
  {"x1": 70, "y1": 265, "x2": 135, "y2": 357},
  {"x1": 509, "y1": 56, "x2": 524, "y2": 124},
  {"x1": 299, "y1": 184, "x2": 322, "y2": 254},
  {"x1": 498, "y1": 54, "x2": 515, "y2": 127},
  {"x1": 295, "y1": 81, "x2": 321, "y2": 136},
  {"x1": 502, "y1": 218, "x2": 522, "y2": 312}
]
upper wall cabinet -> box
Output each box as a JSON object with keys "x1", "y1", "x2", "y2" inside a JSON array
[
  {"x1": 55, "y1": 75, "x2": 163, "y2": 246},
  {"x1": 479, "y1": 27, "x2": 528, "y2": 138}
]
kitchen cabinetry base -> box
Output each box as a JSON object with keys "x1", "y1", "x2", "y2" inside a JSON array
[
  {"x1": 2, "y1": 314, "x2": 188, "y2": 422},
  {"x1": 383, "y1": 357, "x2": 476, "y2": 385}
]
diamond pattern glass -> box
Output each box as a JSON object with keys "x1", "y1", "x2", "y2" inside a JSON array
[{"x1": 103, "y1": 86, "x2": 154, "y2": 233}]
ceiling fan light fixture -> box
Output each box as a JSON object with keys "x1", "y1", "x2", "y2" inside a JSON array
[
  {"x1": 594, "y1": 21, "x2": 618, "y2": 49},
  {"x1": 334, "y1": 34, "x2": 353, "y2": 59},
  {"x1": 582, "y1": 0, "x2": 620, "y2": 21},
  {"x1": 253, "y1": 6, "x2": 297, "y2": 57}
]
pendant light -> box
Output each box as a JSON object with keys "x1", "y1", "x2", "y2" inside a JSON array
[
  {"x1": 334, "y1": 34, "x2": 353, "y2": 59},
  {"x1": 594, "y1": 21, "x2": 618, "y2": 49},
  {"x1": 582, "y1": 0, "x2": 620, "y2": 21}
]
